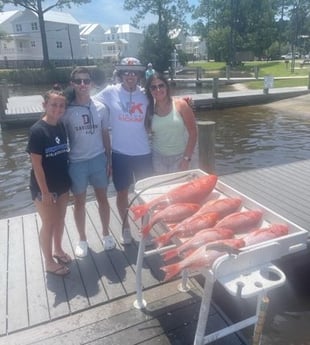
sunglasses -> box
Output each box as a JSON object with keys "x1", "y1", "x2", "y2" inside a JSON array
[
  {"x1": 122, "y1": 71, "x2": 138, "y2": 76},
  {"x1": 149, "y1": 83, "x2": 166, "y2": 91},
  {"x1": 72, "y1": 78, "x2": 91, "y2": 85}
]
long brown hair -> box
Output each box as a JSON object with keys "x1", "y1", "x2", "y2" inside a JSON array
[{"x1": 145, "y1": 72, "x2": 171, "y2": 131}]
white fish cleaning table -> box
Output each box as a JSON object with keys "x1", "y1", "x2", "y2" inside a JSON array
[{"x1": 132, "y1": 169, "x2": 308, "y2": 344}]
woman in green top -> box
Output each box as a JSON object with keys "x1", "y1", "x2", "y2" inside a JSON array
[{"x1": 145, "y1": 72, "x2": 198, "y2": 174}]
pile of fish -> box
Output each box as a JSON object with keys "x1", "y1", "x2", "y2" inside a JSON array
[{"x1": 130, "y1": 174, "x2": 290, "y2": 281}]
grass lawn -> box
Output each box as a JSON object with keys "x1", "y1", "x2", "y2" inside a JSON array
[{"x1": 188, "y1": 60, "x2": 310, "y2": 89}]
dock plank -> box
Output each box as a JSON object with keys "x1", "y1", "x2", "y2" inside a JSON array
[
  {"x1": 63, "y1": 206, "x2": 97, "y2": 312},
  {"x1": 220, "y1": 160, "x2": 310, "y2": 230},
  {"x1": 0, "y1": 218, "x2": 8, "y2": 335},
  {"x1": 0, "y1": 278, "x2": 245, "y2": 345},
  {"x1": 5, "y1": 159, "x2": 310, "y2": 343},
  {"x1": 7, "y1": 216, "x2": 28, "y2": 333},
  {"x1": 22, "y1": 213, "x2": 50, "y2": 326}
]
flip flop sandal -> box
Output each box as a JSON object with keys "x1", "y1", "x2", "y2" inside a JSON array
[
  {"x1": 46, "y1": 265, "x2": 70, "y2": 276},
  {"x1": 53, "y1": 253, "x2": 72, "y2": 265}
]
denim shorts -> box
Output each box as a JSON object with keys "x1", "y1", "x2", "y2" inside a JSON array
[
  {"x1": 69, "y1": 153, "x2": 108, "y2": 195},
  {"x1": 112, "y1": 151, "x2": 153, "y2": 191}
]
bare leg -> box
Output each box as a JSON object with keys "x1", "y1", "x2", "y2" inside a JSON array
[
  {"x1": 117, "y1": 189, "x2": 130, "y2": 230},
  {"x1": 53, "y1": 192, "x2": 70, "y2": 257},
  {"x1": 35, "y1": 199, "x2": 66, "y2": 272},
  {"x1": 94, "y1": 187, "x2": 110, "y2": 236},
  {"x1": 73, "y1": 192, "x2": 87, "y2": 241}
]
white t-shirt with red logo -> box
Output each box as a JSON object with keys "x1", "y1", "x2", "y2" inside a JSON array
[{"x1": 95, "y1": 84, "x2": 151, "y2": 156}]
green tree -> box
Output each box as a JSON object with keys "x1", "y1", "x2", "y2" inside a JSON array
[
  {"x1": 193, "y1": 0, "x2": 277, "y2": 63},
  {"x1": 138, "y1": 24, "x2": 175, "y2": 72},
  {"x1": 124, "y1": 0, "x2": 193, "y2": 72},
  {"x1": 1, "y1": 0, "x2": 90, "y2": 68}
]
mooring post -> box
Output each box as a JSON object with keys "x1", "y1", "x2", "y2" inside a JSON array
[{"x1": 197, "y1": 120, "x2": 216, "y2": 174}]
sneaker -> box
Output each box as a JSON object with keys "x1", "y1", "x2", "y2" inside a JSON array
[
  {"x1": 75, "y1": 241, "x2": 88, "y2": 257},
  {"x1": 103, "y1": 235, "x2": 116, "y2": 251},
  {"x1": 120, "y1": 227, "x2": 132, "y2": 245}
]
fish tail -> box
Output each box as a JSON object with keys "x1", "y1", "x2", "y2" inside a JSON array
[
  {"x1": 130, "y1": 204, "x2": 148, "y2": 220},
  {"x1": 161, "y1": 263, "x2": 181, "y2": 281},
  {"x1": 154, "y1": 233, "x2": 171, "y2": 248},
  {"x1": 162, "y1": 248, "x2": 178, "y2": 262}
]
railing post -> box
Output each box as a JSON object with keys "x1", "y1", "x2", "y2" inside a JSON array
[
  {"x1": 197, "y1": 120, "x2": 216, "y2": 174},
  {"x1": 0, "y1": 79, "x2": 9, "y2": 126},
  {"x1": 308, "y1": 72, "x2": 310, "y2": 90},
  {"x1": 0, "y1": 79, "x2": 9, "y2": 110},
  {"x1": 254, "y1": 66, "x2": 259, "y2": 79},
  {"x1": 225, "y1": 65, "x2": 231, "y2": 80},
  {"x1": 212, "y1": 78, "x2": 218, "y2": 99}
]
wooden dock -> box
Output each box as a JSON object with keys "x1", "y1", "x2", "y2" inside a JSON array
[
  {"x1": 1, "y1": 159, "x2": 310, "y2": 344},
  {"x1": 0, "y1": 194, "x2": 247, "y2": 345},
  {"x1": 0, "y1": 81, "x2": 309, "y2": 128}
]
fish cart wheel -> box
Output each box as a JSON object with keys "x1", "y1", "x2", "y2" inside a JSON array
[
  {"x1": 133, "y1": 299, "x2": 147, "y2": 309},
  {"x1": 177, "y1": 282, "x2": 191, "y2": 292}
]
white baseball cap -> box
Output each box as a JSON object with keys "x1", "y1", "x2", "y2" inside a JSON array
[{"x1": 116, "y1": 57, "x2": 146, "y2": 72}]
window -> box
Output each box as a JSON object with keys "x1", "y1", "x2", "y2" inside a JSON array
[
  {"x1": 31, "y1": 22, "x2": 38, "y2": 31},
  {"x1": 31, "y1": 41, "x2": 36, "y2": 47},
  {"x1": 16, "y1": 24, "x2": 22, "y2": 32},
  {"x1": 56, "y1": 41, "x2": 63, "y2": 48}
]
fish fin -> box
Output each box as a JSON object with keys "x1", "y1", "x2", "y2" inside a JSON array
[
  {"x1": 154, "y1": 233, "x2": 171, "y2": 248},
  {"x1": 130, "y1": 204, "x2": 148, "y2": 220},
  {"x1": 161, "y1": 263, "x2": 181, "y2": 281},
  {"x1": 162, "y1": 248, "x2": 178, "y2": 262},
  {"x1": 141, "y1": 223, "x2": 152, "y2": 237}
]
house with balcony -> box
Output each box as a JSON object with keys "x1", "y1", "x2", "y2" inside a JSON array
[
  {"x1": 0, "y1": 9, "x2": 81, "y2": 65},
  {"x1": 101, "y1": 24, "x2": 144, "y2": 61}
]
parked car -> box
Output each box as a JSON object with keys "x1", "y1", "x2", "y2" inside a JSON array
[{"x1": 281, "y1": 52, "x2": 300, "y2": 60}]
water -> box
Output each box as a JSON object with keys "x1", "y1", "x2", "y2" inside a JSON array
[{"x1": 1, "y1": 99, "x2": 310, "y2": 219}]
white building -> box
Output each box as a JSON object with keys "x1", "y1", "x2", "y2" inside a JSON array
[
  {"x1": 101, "y1": 24, "x2": 144, "y2": 61},
  {"x1": 169, "y1": 29, "x2": 207, "y2": 60},
  {"x1": 0, "y1": 9, "x2": 81, "y2": 61},
  {"x1": 79, "y1": 23, "x2": 106, "y2": 59}
]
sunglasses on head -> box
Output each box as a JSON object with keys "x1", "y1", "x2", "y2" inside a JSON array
[
  {"x1": 149, "y1": 83, "x2": 166, "y2": 91},
  {"x1": 72, "y1": 78, "x2": 91, "y2": 85},
  {"x1": 122, "y1": 71, "x2": 138, "y2": 76}
]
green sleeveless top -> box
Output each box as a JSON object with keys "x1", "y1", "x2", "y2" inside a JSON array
[{"x1": 151, "y1": 101, "x2": 187, "y2": 155}]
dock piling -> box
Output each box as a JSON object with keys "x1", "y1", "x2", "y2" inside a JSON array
[{"x1": 197, "y1": 120, "x2": 216, "y2": 174}]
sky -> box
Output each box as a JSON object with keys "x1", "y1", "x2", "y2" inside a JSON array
[{"x1": 3, "y1": 0, "x2": 198, "y2": 28}]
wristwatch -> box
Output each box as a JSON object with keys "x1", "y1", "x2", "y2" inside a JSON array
[{"x1": 183, "y1": 156, "x2": 191, "y2": 161}]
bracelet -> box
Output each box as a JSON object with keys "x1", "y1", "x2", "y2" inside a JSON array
[{"x1": 183, "y1": 156, "x2": 191, "y2": 161}]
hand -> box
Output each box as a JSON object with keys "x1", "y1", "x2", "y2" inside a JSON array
[
  {"x1": 179, "y1": 159, "x2": 190, "y2": 171},
  {"x1": 183, "y1": 96, "x2": 193, "y2": 108},
  {"x1": 40, "y1": 192, "x2": 56, "y2": 205}
]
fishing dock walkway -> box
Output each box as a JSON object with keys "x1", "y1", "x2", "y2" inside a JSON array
[{"x1": 1, "y1": 159, "x2": 310, "y2": 344}]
